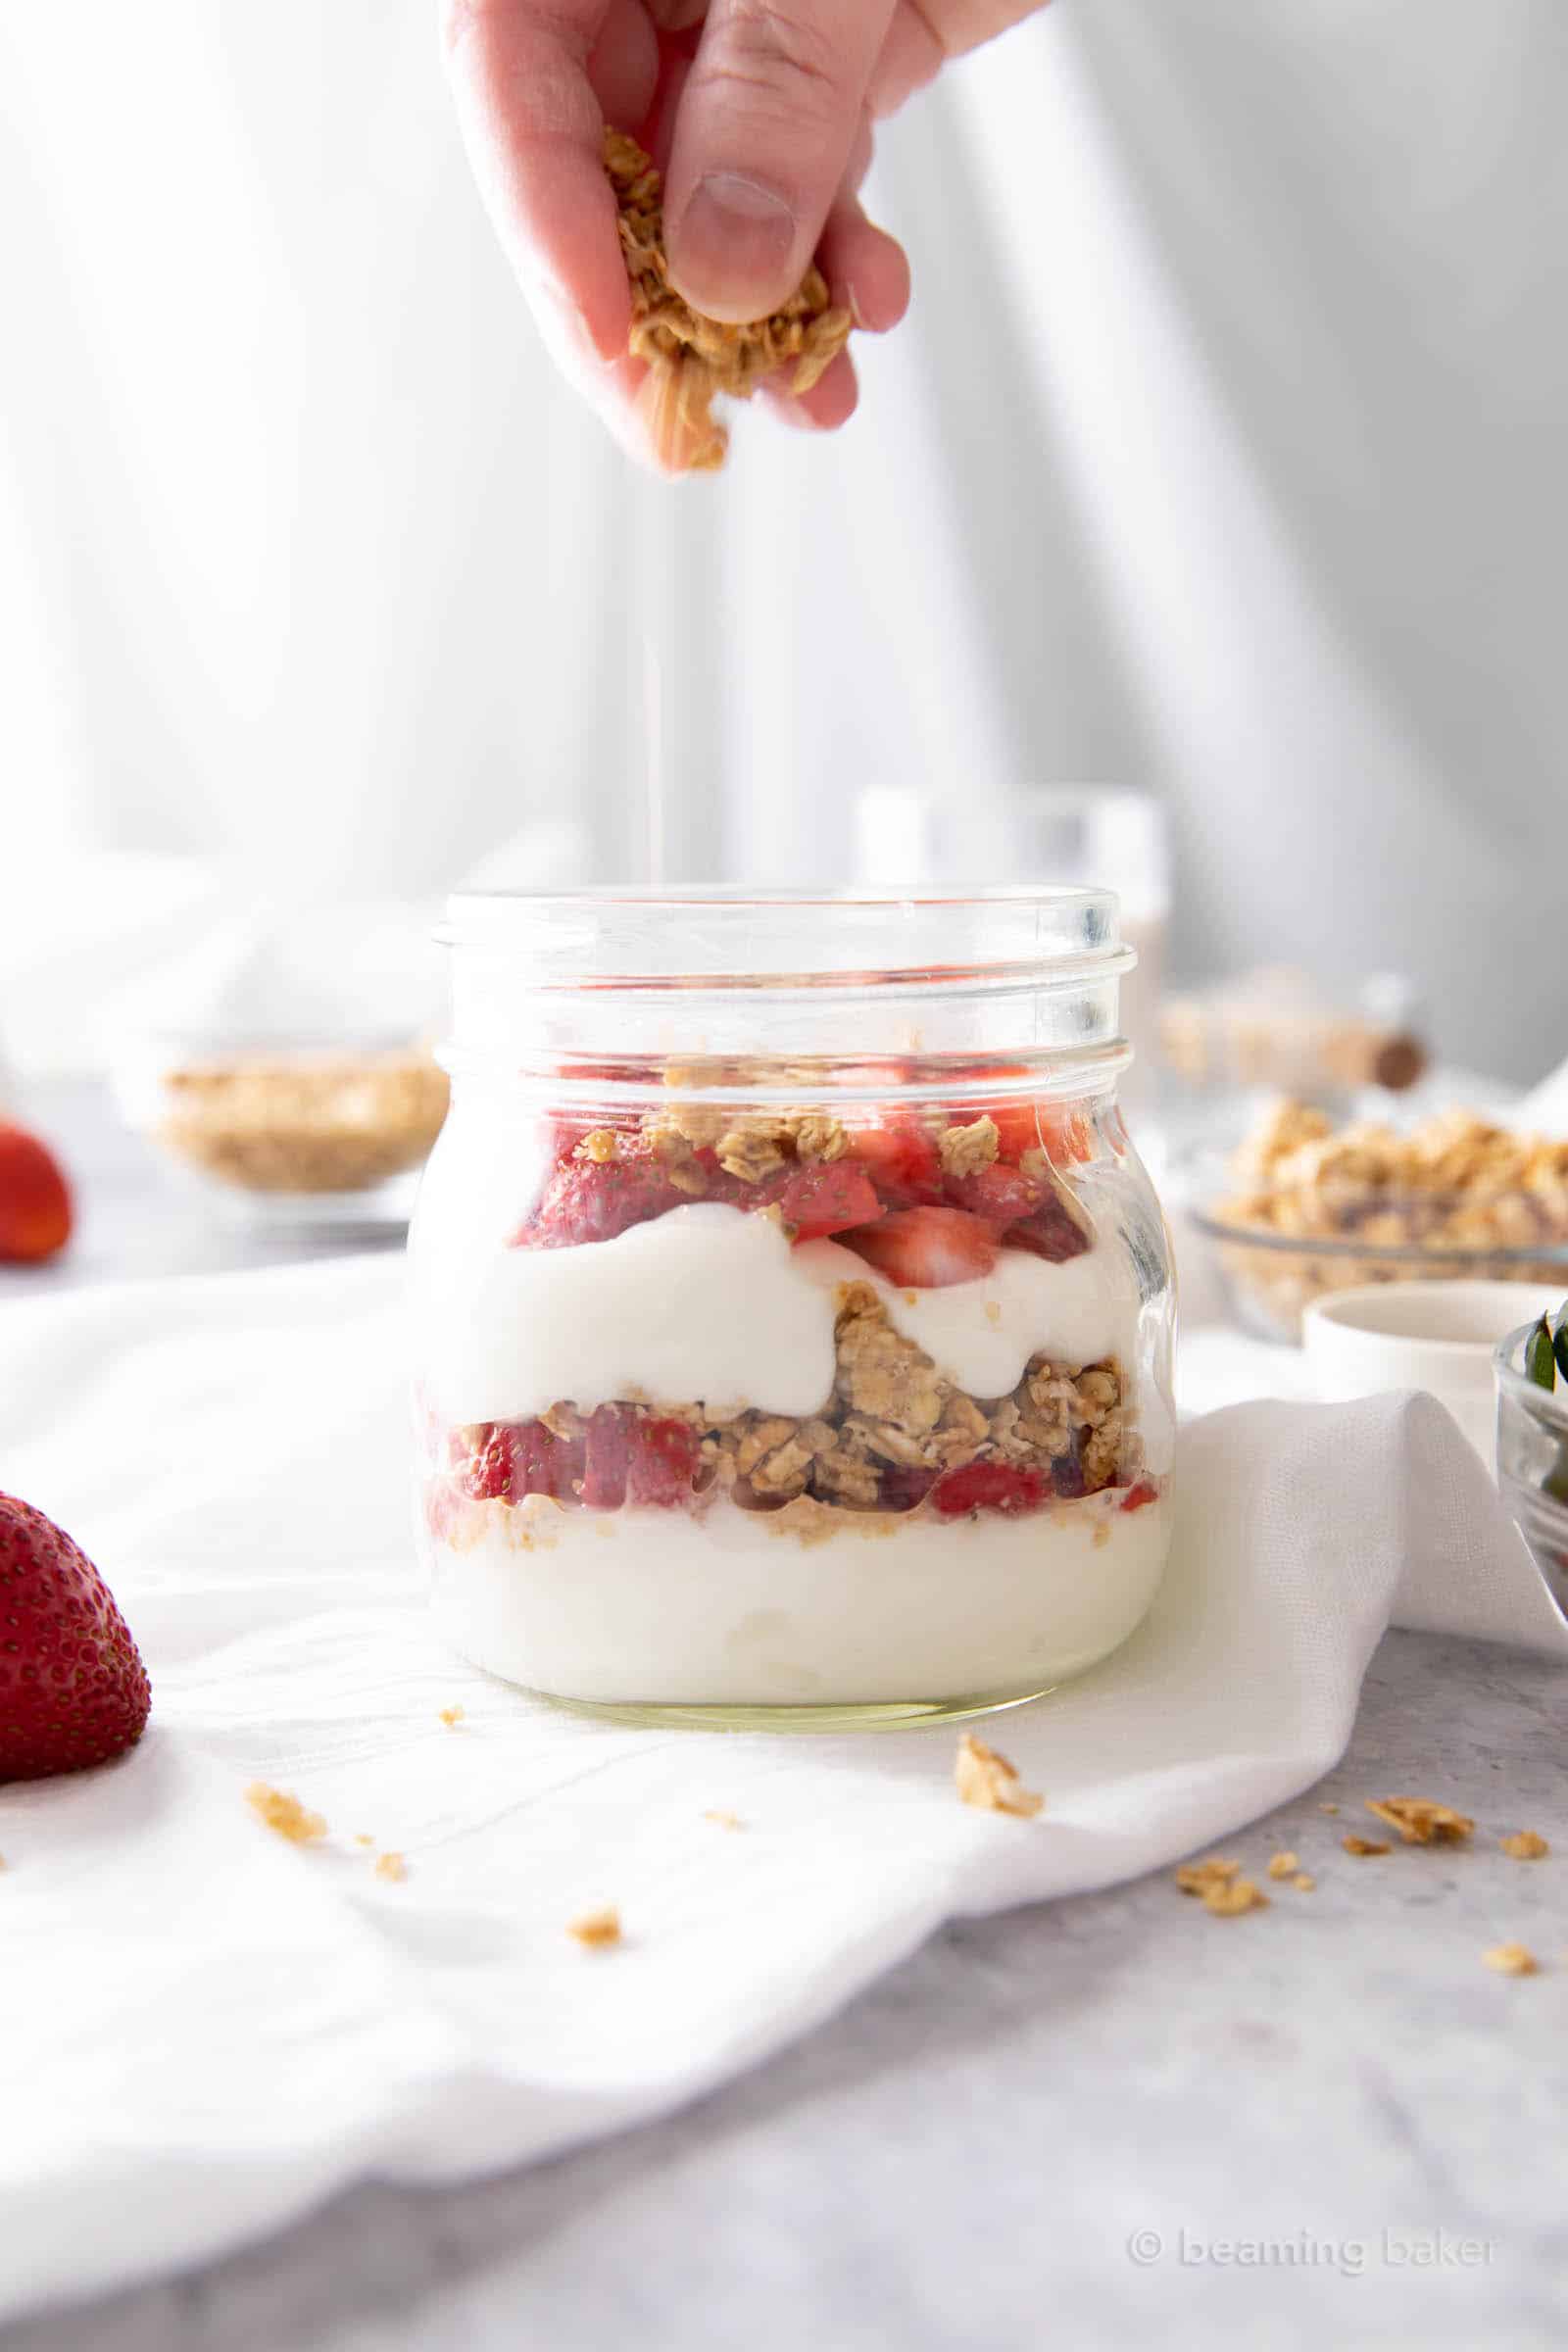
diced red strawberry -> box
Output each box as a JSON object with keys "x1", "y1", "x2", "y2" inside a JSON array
[
  {"x1": 1004, "y1": 1194, "x2": 1092, "y2": 1265},
  {"x1": 768, "y1": 1160, "x2": 884, "y2": 1239},
  {"x1": 877, "y1": 1464, "x2": 939, "y2": 1512},
  {"x1": 845, "y1": 1117, "x2": 944, "y2": 1207},
  {"x1": 514, "y1": 1418, "x2": 586, "y2": 1505},
  {"x1": 942, "y1": 1078, "x2": 1095, "y2": 1168},
  {"x1": 945, "y1": 1162, "x2": 1045, "y2": 1223},
  {"x1": 456, "y1": 1423, "x2": 515, "y2": 1501},
  {"x1": 842, "y1": 1205, "x2": 998, "y2": 1290},
  {"x1": 513, "y1": 1137, "x2": 692, "y2": 1249},
  {"x1": 580, "y1": 1404, "x2": 632, "y2": 1508},
  {"x1": 929, "y1": 1460, "x2": 1050, "y2": 1517},
  {"x1": 625, "y1": 1416, "x2": 701, "y2": 1506},
  {"x1": 1120, "y1": 1479, "x2": 1160, "y2": 1512}
]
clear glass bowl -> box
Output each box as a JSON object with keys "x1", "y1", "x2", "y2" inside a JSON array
[
  {"x1": 1495, "y1": 1322, "x2": 1568, "y2": 1608},
  {"x1": 115, "y1": 1030, "x2": 449, "y2": 1235},
  {"x1": 1184, "y1": 1148, "x2": 1568, "y2": 1345},
  {"x1": 410, "y1": 888, "x2": 1176, "y2": 1730}
]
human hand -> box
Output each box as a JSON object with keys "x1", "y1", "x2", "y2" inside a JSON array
[{"x1": 441, "y1": 1, "x2": 1047, "y2": 468}]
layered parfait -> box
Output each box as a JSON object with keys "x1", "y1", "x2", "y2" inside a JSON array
[{"x1": 414, "y1": 1060, "x2": 1174, "y2": 1717}]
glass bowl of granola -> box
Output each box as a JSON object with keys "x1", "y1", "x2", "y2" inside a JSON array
[
  {"x1": 118, "y1": 1031, "x2": 450, "y2": 1233},
  {"x1": 1187, "y1": 1102, "x2": 1568, "y2": 1343},
  {"x1": 411, "y1": 888, "x2": 1176, "y2": 1730},
  {"x1": 1495, "y1": 1307, "x2": 1568, "y2": 1607}
]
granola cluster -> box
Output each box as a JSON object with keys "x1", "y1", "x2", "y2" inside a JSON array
[
  {"x1": 605, "y1": 130, "x2": 853, "y2": 472},
  {"x1": 670, "y1": 1285, "x2": 1129, "y2": 1511},
  {"x1": 1211, "y1": 1101, "x2": 1568, "y2": 1336},
  {"x1": 156, "y1": 1050, "x2": 449, "y2": 1195}
]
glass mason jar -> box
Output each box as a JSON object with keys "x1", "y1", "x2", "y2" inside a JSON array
[{"x1": 411, "y1": 890, "x2": 1176, "y2": 1729}]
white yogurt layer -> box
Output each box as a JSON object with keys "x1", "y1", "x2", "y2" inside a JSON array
[
  {"x1": 422, "y1": 1200, "x2": 1147, "y2": 1428},
  {"x1": 428, "y1": 1491, "x2": 1171, "y2": 1707}
]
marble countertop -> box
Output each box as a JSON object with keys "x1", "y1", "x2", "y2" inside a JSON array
[{"x1": 4, "y1": 1088, "x2": 1566, "y2": 2351}]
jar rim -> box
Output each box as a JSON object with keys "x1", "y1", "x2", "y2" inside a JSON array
[{"x1": 439, "y1": 885, "x2": 1129, "y2": 985}]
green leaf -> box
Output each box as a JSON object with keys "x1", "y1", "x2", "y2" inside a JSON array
[{"x1": 1524, "y1": 1314, "x2": 1557, "y2": 1391}]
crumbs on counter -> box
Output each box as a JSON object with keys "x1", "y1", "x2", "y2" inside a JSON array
[
  {"x1": 1483, "y1": 1943, "x2": 1540, "y2": 1977},
  {"x1": 1500, "y1": 1831, "x2": 1549, "y2": 1861}
]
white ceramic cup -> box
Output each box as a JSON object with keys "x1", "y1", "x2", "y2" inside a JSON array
[{"x1": 1301, "y1": 1281, "x2": 1565, "y2": 1469}]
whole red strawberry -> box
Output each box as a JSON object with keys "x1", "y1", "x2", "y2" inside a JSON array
[
  {"x1": 0, "y1": 1124, "x2": 73, "y2": 1263},
  {"x1": 0, "y1": 1494, "x2": 151, "y2": 1781}
]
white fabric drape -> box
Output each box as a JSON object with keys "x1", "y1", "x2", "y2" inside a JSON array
[{"x1": 0, "y1": 2, "x2": 1563, "y2": 1075}]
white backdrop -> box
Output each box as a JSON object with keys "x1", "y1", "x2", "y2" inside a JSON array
[{"x1": 0, "y1": 1, "x2": 1564, "y2": 1077}]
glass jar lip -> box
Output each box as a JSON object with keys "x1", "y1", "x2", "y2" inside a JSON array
[
  {"x1": 1495, "y1": 1322, "x2": 1568, "y2": 1434},
  {"x1": 439, "y1": 884, "x2": 1130, "y2": 987}
]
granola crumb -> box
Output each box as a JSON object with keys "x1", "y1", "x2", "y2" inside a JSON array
[
  {"x1": 703, "y1": 1809, "x2": 744, "y2": 1831},
  {"x1": 373, "y1": 1851, "x2": 408, "y2": 1884},
  {"x1": 1319, "y1": 1802, "x2": 1340, "y2": 1815},
  {"x1": 1294, "y1": 1873, "x2": 1316, "y2": 1892},
  {"x1": 1174, "y1": 1856, "x2": 1241, "y2": 1897},
  {"x1": 955, "y1": 1734, "x2": 1044, "y2": 1818},
  {"x1": 1501, "y1": 1831, "x2": 1549, "y2": 1861},
  {"x1": 245, "y1": 1784, "x2": 326, "y2": 1844},
  {"x1": 938, "y1": 1116, "x2": 1000, "y2": 1180},
  {"x1": 573, "y1": 1128, "x2": 619, "y2": 1164},
  {"x1": 1266, "y1": 1850, "x2": 1299, "y2": 1880},
  {"x1": 354, "y1": 1834, "x2": 374, "y2": 1847},
  {"x1": 568, "y1": 1905, "x2": 622, "y2": 1948},
  {"x1": 984, "y1": 1300, "x2": 1003, "y2": 1325},
  {"x1": 1364, "y1": 1796, "x2": 1475, "y2": 1845},
  {"x1": 438, "y1": 1704, "x2": 466, "y2": 1729},
  {"x1": 1201, "y1": 1878, "x2": 1270, "y2": 1918},
  {"x1": 1343, "y1": 1836, "x2": 1392, "y2": 1857},
  {"x1": 1483, "y1": 1941, "x2": 1539, "y2": 1976}
]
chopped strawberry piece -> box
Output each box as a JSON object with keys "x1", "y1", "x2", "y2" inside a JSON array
[
  {"x1": 514, "y1": 1137, "x2": 690, "y2": 1249},
  {"x1": 845, "y1": 1117, "x2": 944, "y2": 1207},
  {"x1": 945, "y1": 1162, "x2": 1045, "y2": 1223},
  {"x1": 457, "y1": 1423, "x2": 516, "y2": 1501},
  {"x1": 943, "y1": 1080, "x2": 1095, "y2": 1168},
  {"x1": 1004, "y1": 1194, "x2": 1092, "y2": 1265},
  {"x1": 841, "y1": 1204, "x2": 999, "y2": 1290},
  {"x1": 1120, "y1": 1479, "x2": 1160, "y2": 1512},
  {"x1": 769, "y1": 1160, "x2": 884, "y2": 1239},
  {"x1": 626, "y1": 1416, "x2": 701, "y2": 1506},
  {"x1": 514, "y1": 1418, "x2": 586, "y2": 1505},
  {"x1": 930, "y1": 1461, "x2": 1050, "y2": 1517},
  {"x1": 877, "y1": 1465, "x2": 939, "y2": 1512},
  {"x1": 580, "y1": 1404, "x2": 632, "y2": 1508}
]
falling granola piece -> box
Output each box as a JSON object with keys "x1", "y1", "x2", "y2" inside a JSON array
[
  {"x1": 1175, "y1": 1856, "x2": 1242, "y2": 1897},
  {"x1": 1201, "y1": 1878, "x2": 1270, "y2": 1918},
  {"x1": 354, "y1": 1833, "x2": 375, "y2": 1848},
  {"x1": 1482, "y1": 1942, "x2": 1539, "y2": 1976},
  {"x1": 245, "y1": 1783, "x2": 327, "y2": 1845},
  {"x1": 1501, "y1": 1831, "x2": 1550, "y2": 1861},
  {"x1": 568, "y1": 1904, "x2": 623, "y2": 1948},
  {"x1": 1364, "y1": 1796, "x2": 1474, "y2": 1846},
  {"x1": 955, "y1": 1734, "x2": 1044, "y2": 1818},
  {"x1": 438, "y1": 1704, "x2": 466, "y2": 1729},
  {"x1": 1293, "y1": 1873, "x2": 1316, "y2": 1892},
  {"x1": 1266, "y1": 1850, "x2": 1299, "y2": 1880},
  {"x1": 1342, "y1": 1836, "x2": 1392, "y2": 1857},
  {"x1": 374, "y1": 1851, "x2": 408, "y2": 1884},
  {"x1": 604, "y1": 129, "x2": 854, "y2": 474},
  {"x1": 703, "y1": 1809, "x2": 744, "y2": 1831}
]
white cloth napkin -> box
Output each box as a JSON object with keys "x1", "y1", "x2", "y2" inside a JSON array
[{"x1": 1, "y1": 1257, "x2": 1564, "y2": 2325}]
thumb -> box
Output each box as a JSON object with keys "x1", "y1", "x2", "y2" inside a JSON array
[{"x1": 662, "y1": 0, "x2": 895, "y2": 322}]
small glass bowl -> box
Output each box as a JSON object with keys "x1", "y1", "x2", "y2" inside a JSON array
[
  {"x1": 1181, "y1": 1149, "x2": 1568, "y2": 1344},
  {"x1": 1495, "y1": 1322, "x2": 1568, "y2": 1606},
  {"x1": 114, "y1": 1030, "x2": 450, "y2": 1235}
]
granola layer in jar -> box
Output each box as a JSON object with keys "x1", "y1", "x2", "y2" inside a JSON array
[{"x1": 411, "y1": 891, "x2": 1176, "y2": 1727}]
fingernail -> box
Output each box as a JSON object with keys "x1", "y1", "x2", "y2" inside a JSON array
[{"x1": 669, "y1": 172, "x2": 798, "y2": 321}]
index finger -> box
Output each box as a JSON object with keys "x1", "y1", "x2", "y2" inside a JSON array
[{"x1": 440, "y1": 0, "x2": 632, "y2": 363}]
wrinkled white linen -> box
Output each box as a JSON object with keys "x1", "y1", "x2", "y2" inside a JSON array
[{"x1": 1, "y1": 1255, "x2": 1563, "y2": 2322}]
